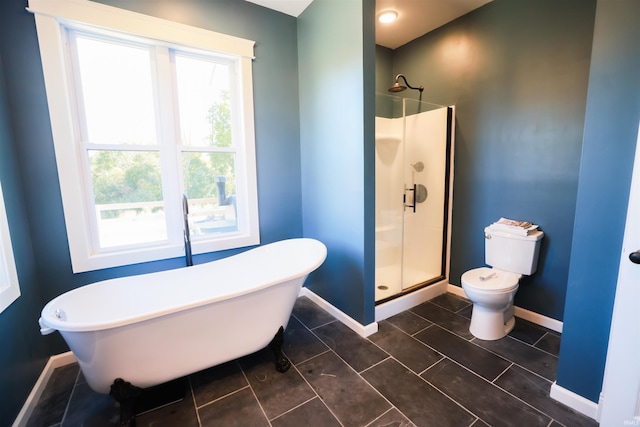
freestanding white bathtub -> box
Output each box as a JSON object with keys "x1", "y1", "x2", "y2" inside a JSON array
[{"x1": 39, "y1": 238, "x2": 327, "y2": 396}]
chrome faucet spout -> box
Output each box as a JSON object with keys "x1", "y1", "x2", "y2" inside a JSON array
[{"x1": 182, "y1": 194, "x2": 193, "y2": 267}]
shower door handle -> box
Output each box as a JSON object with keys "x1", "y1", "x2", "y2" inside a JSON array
[{"x1": 404, "y1": 184, "x2": 416, "y2": 213}]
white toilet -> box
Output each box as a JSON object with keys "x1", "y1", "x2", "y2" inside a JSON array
[{"x1": 461, "y1": 225, "x2": 544, "y2": 340}]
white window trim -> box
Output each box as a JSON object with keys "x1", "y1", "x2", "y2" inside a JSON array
[
  {"x1": 28, "y1": 0, "x2": 260, "y2": 272},
  {"x1": 0, "y1": 182, "x2": 20, "y2": 313}
]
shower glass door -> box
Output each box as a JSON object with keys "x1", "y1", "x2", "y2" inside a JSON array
[{"x1": 375, "y1": 94, "x2": 453, "y2": 303}]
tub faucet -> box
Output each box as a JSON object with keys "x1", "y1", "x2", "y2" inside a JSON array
[{"x1": 182, "y1": 194, "x2": 193, "y2": 267}]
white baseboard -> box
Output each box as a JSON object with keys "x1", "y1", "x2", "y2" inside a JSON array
[
  {"x1": 550, "y1": 381, "x2": 599, "y2": 420},
  {"x1": 375, "y1": 280, "x2": 448, "y2": 322},
  {"x1": 12, "y1": 352, "x2": 77, "y2": 427},
  {"x1": 299, "y1": 288, "x2": 378, "y2": 337},
  {"x1": 301, "y1": 283, "x2": 562, "y2": 338},
  {"x1": 446, "y1": 284, "x2": 467, "y2": 297},
  {"x1": 514, "y1": 305, "x2": 563, "y2": 333},
  {"x1": 447, "y1": 284, "x2": 563, "y2": 333}
]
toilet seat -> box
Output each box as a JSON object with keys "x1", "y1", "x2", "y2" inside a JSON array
[{"x1": 461, "y1": 267, "x2": 520, "y2": 293}]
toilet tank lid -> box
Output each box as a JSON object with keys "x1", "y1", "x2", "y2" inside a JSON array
[{"x1": 485, "y1": 226, "x2": 544, "y2": 241}]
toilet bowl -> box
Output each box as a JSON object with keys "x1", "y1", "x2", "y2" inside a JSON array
[{"x1": 461, "y1": 267, "x2": 521, "y2": 340}]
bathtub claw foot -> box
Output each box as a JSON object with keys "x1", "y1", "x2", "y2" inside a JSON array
[
  {"x1": 110, "y1": 378, "x2": 142, "y2": 427},
  {"x1": 275, "y1": 355, "x2": 291, "y2": 373},
  {"x1": 268, "y1": 326, "x2": 291, "y2": 373}
]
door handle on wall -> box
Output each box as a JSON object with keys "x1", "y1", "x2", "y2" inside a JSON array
[{"x1": 630, "y1": 251, "x2": 640, "y2": 264}]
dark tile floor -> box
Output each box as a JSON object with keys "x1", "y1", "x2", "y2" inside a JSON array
[{"x1": 26, "y1": 293, "x2": 598, "y2": 427}]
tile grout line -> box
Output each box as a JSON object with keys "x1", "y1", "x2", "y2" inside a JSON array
[
  {"x1": 402, "y1": 297, "x2": 570, "y2": 425},
  {"x1": 362, "y1": 407, "x2": 404, "y2": 427},
  {"x1": 58, "y1": 365, "x2": 83, "y2": 427},
  {"x1": 492, "y1": 362, "x2": 515, "y2": 384},
  {"x1": 286, "y1": 361, "x2": 346, "y2": 427},
  {"x1": 238, "y1": 366, "x2": 272, "y2": 426},
  {"x1": 533, "y1": 331, "x2": 548, "y2": 347},
  {"x1": 291, "y1": 309, "x2": 337, "y2": 332},
  {"x1": 492, "y1": 367, "x2": 576, "y2": 427},
  {"x1": 509, "y1": 332, "x2": 560, "y2": 358},
  {"x1": 372, "y1": 319, "x2": 446, "y2": 377},
  {"x1": 381, "y1": 312, "x2": 435, "y2": 337},
  {"x1": 361, "y1": 324, "x2": 482, "y2": 426},
  {"x1": 408, "y1": 309, "x2": 478, "y2": 342},
  {"x1": 308, "y1": 318, "x2": 338, "y2": 331},
  {"x1": 289, "y1": 309, "x2": 355, "y2": 427},
  {"x1": 266, "y1": 395, "x2": 316, "y2": 423},
  {"x1": 302, "y1": 317, "x2": 412, "y2": 426},
  {"x1": 289, "y1": 354, "x2": 346, "y2": 426},
  {"x1": 194, "y1": 384, "x2": 251, "y2": 410},
  {"x1": 432, "y1": 355, "x2": 554, "y2": 425},
  {"x1": 358, "y1": 353, "x2": 393, "y2": 375},
  {"x1": 186, "y1": 376, "x2": 203, "y2": 427},
  {"x1": 355, "y1": 358, "x2": 422, "y2": 426},
  {"x1": 294, "y1": 308, "x2": 390, "y2": 377},
  {"x1": 286, "y1": 348, "x2": 332, "y2": 367},
  {"x1": 416, "y1": 355, "x2": 446, "y2": 378},
  {"x1": 447, "y1": 329, "x2": 558, "y2": 382},
  {"x1": 407, "y1": 356, "x2": 487, "y2": 425},
  {"x1": 376, "y1": 302, "x2": 557, "y2": 426},
  {"x1": 468, "y1": 337, "x2": 558, "y2": 385},
  {"x1": 408, "y1": 321, "x2": 436, "y2": 338}
]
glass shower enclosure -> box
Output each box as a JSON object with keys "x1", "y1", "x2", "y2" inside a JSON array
[{"x1": 375, "y1": 94, "x2": 454, "y2": 303}]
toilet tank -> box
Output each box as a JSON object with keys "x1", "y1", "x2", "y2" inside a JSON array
[{"x1": 484, "y1": 226, "x2": 544, "y2": 275}]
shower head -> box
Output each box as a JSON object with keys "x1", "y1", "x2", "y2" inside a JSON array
[
  {"x1": 388, "y1": 74, "x2": 424, "y2": 93},
  {"x1": 388, "y1": 82, "x2": 407, "y2": 92}
]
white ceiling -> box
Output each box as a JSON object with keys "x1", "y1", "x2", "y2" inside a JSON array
[
  {"x1": 244, "y1": 0, "x2": 313, "y2": 18},
  {"x1": 376, "y1": 0, "x2": 492, "y2": 49},
  {"x1": 245, "y1": 0, "x2": 492, "y2": 49}
]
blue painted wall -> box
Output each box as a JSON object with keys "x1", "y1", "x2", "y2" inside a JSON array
[
  {"x1": 0, "y1": 0, "x2": 302, "y2": 422},
  {"x1": 375, "y1": 45, "x2": 393, "y2": 94},
  {"x1": 0, "y1": 56, "x2": 50, "y2": 426},
  {"x1": 298, "y1": 0, "x2": 376, "y2": 325},
  {"x1": 385, "y1": 0, "x2": 596, "y2": 321},
  {"x1": 557, "y1": 0, "x2": 640, "y2": 403}
]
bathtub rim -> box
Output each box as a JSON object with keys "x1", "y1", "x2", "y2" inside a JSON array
[{"x1": 40, "y1": 238, "x2": 326, "y2": 333}]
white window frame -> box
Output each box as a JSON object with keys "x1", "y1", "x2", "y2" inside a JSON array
[
  {"x1": 28, "y1": 0, "x2": 259, "y2": 272},
  {"x1": 0, "y1": 182, "x2": 20, "y2": 313}
]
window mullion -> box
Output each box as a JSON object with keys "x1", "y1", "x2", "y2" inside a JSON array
[
  {"x1": 153, "y1": 45, "x2": 183, "y2": 249},
  {"x1": 179, "y1": 146, "x2": 236, "y2": 153}
]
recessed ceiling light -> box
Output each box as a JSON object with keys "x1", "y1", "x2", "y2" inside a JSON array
[{"x1": 378, "y1": 10, "x2": 398, "y2": 24}]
